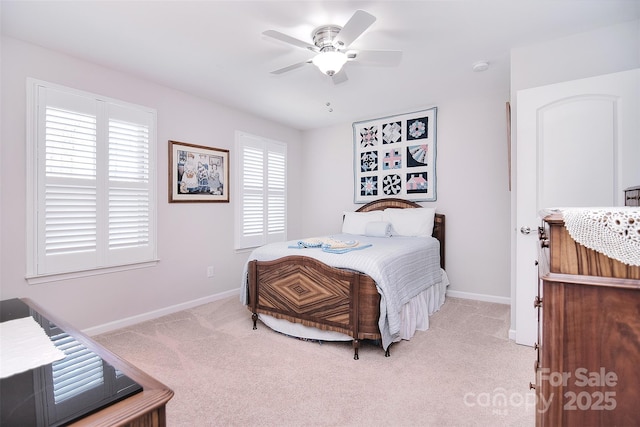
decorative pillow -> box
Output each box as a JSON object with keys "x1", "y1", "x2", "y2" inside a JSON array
[
  {"x1": 342, "y1": 211, "x2": 384, "y2": 235},
  {"x1": 365, "y1": 221, "x2": 393, "y2": 237},
  {"x1": 383, "y1": 208, "x2": 436, "y2": 237}
]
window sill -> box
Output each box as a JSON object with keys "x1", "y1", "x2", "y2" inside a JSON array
[{"x1": 26, "y1": 260, "x2": 160, "y2": 285}]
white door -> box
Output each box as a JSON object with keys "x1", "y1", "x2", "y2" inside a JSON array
[{"x1": 515, "y1": 69, "x2": 639, "y2": 346}]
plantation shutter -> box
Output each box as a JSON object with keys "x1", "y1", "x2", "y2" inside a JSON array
[
  {"x1": 235, "y1": 132, "x2": 287, "y2": 249},
  {"x1": 28, "y1": 80, "x2": 157, "y2": 277},
  {"x1": 267, "y1": 147, "x2": 286, "y2": 237},
  {"x1": 106, "y1": 104, "x2": 155, "y2": 266},
  {"x1": 37, "y1": 88, "x2": 100, "y2": 274},
  {"x1": 241, "y1": 142, "x2": 265, "y2": 248}
]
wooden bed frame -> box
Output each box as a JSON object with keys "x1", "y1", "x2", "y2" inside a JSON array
[{"x1": 247, "y1": 198, "x2": 445, "y2": 359}]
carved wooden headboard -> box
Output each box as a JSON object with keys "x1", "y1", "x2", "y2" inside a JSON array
[{"x1": 355, "y1": 198, "x2": 445, "y2": 269}]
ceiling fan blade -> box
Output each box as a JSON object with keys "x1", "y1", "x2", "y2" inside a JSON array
[
  {"x1": 332, "y1": 70, "x2": 349, "y2": 84},
  {"x1": 270, "y1": 60, "x2": 311, "y2": 75},
  {"x1": 332, "y1": 10, "x2": 376, "y2": 49},
  {"x1": 351, "y1": 50, "x2": 402, "y2": 66},
  {"x1": 263, "y1": 30, "x2": 318, "y2": 52}
]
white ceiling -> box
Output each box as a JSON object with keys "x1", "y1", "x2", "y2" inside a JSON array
[{"x1": 2, "y1": 1, "x2": 639, "y2": 131}]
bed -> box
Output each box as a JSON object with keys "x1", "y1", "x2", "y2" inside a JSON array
[{"x1": 241, "y1": 198, "x2": 447, "y2": 359}]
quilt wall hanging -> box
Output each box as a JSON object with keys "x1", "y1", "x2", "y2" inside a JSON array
[{"x1": 353, "y1": 107, "x2": 437, "y2": 203}]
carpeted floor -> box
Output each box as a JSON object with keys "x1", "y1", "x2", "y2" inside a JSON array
[{"x1": 95, "y1": 296, "x2": 536, "y2": 426}]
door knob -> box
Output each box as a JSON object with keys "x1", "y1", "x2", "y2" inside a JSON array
[{"x1": 520, "y1": 226, "x2": 531, "y2": 235}]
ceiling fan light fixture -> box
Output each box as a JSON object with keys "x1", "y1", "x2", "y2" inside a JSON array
[{"x1": 312, "y1": 51, "x2": 348, "y2": 76}]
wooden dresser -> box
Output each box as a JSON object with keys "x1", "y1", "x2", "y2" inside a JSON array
[
  {"x1": 0, "y1": 298, "x2": 173, "y2": 426},
  {"x1": 625, "y1": 185, "x2": 640, "y2": 206},
  {"x1": 533, "y1": 213, "x2": 640, "y2": 426}
]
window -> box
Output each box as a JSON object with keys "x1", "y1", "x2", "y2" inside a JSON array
[
  {"x1": 235, "y1": 131, "x2": 287, "y2": 249},
  {"x1": 27, "y1": 79, "x2": 157, "y2": 281}
]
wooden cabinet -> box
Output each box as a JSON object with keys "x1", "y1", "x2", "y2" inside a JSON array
[
  {"x1": 534, "y1": 214, "x2": 640, "y2": 426},
  {"x1": 625, "y1": 185, "x2": 640, "y2": 206},
  {"x1": 0, "y1": 298, "x2": 173, "y2": 426}
]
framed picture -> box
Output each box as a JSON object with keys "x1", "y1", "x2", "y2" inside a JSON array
[
  {"x1": 353, "y1": 107, "x2": 437, "y2": 203},
  {"x1": 169, "y1": 140, "x2": 229, "y2": 203}
]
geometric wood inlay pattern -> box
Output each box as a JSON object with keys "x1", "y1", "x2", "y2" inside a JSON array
[{"x1": 257, "y1": 263, "x2": 352, "y2": 327}]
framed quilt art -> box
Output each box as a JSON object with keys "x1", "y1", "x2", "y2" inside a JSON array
[{"x1": 353, "y1": 107, "x2": 437, "y2": 203}]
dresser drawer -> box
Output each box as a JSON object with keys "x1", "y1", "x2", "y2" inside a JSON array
[{"x1": 542, "y1": 213, "x2": 640, "y2": 278}]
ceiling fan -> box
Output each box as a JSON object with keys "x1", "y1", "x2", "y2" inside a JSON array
[{"x1": 263, "y1": 10, "x2": 402, "y2": 84}]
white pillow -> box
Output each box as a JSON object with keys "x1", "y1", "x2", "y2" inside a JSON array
[
  {"x1": 382, "y1": 208, "x2": 436, "y2": 237},
  {"x1": 364, "y1": 221, "x2": 393, "y2": 237},
  {"x1": 342, "y1": 211, "x2": 384, "y2": 235}
]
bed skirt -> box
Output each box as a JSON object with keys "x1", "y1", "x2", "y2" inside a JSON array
[{"x1": 258, "y1": 269, "x2": 449, "y2": 343}]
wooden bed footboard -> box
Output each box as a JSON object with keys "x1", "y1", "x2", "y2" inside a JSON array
[{"x1": 248, "y1": 255, "x2": 381, "y2": 359}]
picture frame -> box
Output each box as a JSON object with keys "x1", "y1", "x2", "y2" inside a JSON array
[
  {"x1": 353, "y1": 107, "x2": 437, "y2": 203},
  {"x1": 168, "y1": 140, "x2": 229, "y2": 203}
]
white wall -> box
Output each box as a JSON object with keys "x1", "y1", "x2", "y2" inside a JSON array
[
  {"x1": 301, "y1": 19, "x2": 640, "y2": 305},
  {"x1": 4, "y1": 20, "x2": 637, "y2": 334},
  {"x1": 509, "y1": 19, "x2": 640, "y2": 333},
  {"x1": 510, "y1": 19, "x2": 640, "y2": 198},
  {"x1": 0, "y1": 37, "x2": 303, "y2": 331},
  {"x1": 301, "y1": 94, "x2": 513, "y2": 302},
  {"x1": 511, "y1": 20, "x2": 640, "y2": 94}
]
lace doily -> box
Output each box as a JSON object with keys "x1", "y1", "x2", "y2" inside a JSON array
[{"x1": 562, "y1": 208, "x2": 640, "y2": 267}]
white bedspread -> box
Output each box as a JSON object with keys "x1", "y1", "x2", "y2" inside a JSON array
[{"x1": 241, "y1": 234, "x2": 442, "y2": 350}]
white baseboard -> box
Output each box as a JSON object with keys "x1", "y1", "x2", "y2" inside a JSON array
[
  {"x1": 85, "y1": 288, "x2": 510, "y2": 336},
  {"x1": 508, "y1": 329, "x2": 517, "y2": 341},
  {"x1": 84, "y1": 288, "x2": 240, "y2": 336},
  {"x1": 446, "y1": 289, "x2": 511, "y2": 305}
]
